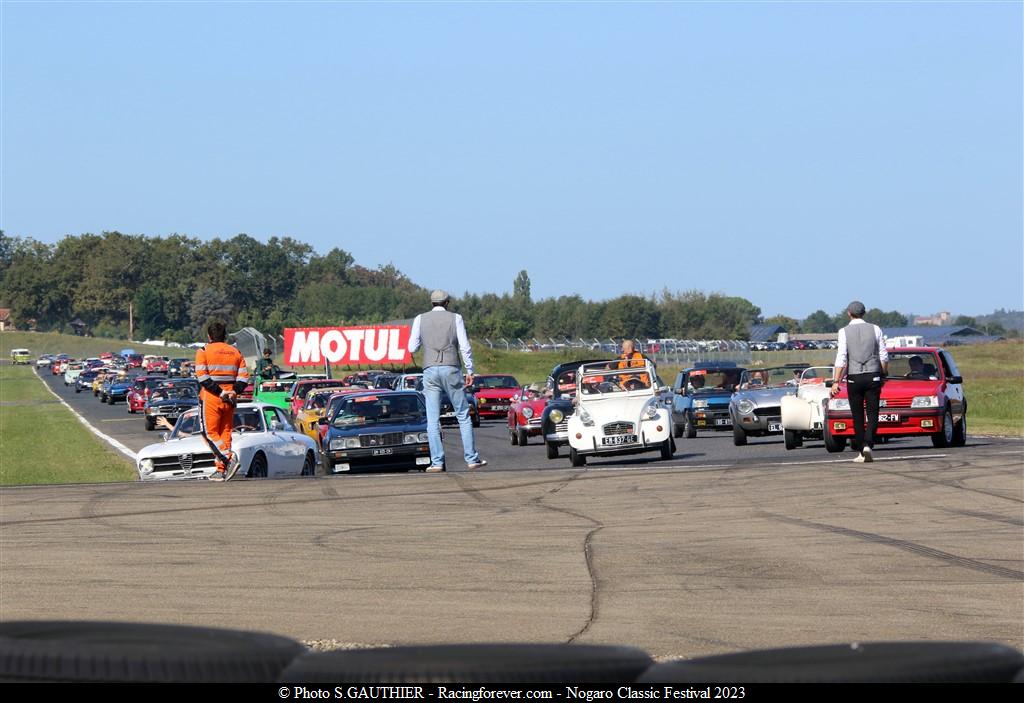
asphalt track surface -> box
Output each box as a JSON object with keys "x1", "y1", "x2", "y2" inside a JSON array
[{"x1": 2, "y1": 369, "x2": 1021, "y2": 657}]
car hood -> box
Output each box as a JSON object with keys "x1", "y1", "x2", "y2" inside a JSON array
[
  {"x1": 515, "y1": 398, "x2": 549, "y2": 413},
  {"x1": 325, "y1": 419, "x2": 428, "y2": 437},
  {"x1": 732, "y1": 387, "x2": 795, "y2": 406},
  {"x1": 576, "y1": 394, "x2": 661, "y2": 424},
  {"x1": 137, "y1": 432, "x2": 262, "y2": 460},
  {"x1": 475, "y1": 388, "x2": 518, "y2": 399},
  {"x1": 836, "y1": 378, "x2": 946, "y2": 399}
]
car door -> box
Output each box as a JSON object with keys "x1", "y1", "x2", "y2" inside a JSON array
[
  {"x1": 264, "y1": 406, "x2": 306, "y2": 476},
  {"x1": 671, "y1": 372, "x2": 690, "y2": 423},
  {"x1": 938, "y1": 351, "x2": 965, "y2": 420}
]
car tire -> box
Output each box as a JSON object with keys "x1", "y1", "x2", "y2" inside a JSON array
[
  {"x1": 280, "y1": 643, "x2": 653, "y2": 684},
  {"x1": 570, "y1": 447, "x2": 586, "y2": 467},
  {"x1": 472, "y1": 414, "x2": 480, "y2": 428},
  {"x1": 784, "y1": 429, "x2": 802, "y2": 451},
  {"x1": 545, "y1": 442, "x2": 559, "y2": 460},
  {"x1": 248, "y1": 452, "x2": 268, "y2": 479},
  {"x1": 517, "y1": 427, "x2": 529, "y2": 446},
  {"x1": 732, "y1": 424, "x2": 747, "y2": 446},
  {"x1": 932, "y1": 406, "x2": 954, "y2": 448},
  {"x1": 509, "y1": 427, "x2": 518, "y2": 446},
  {"x1": 824, "y1": 423, "x2": 847, "y2": 453},
  {"x1": 660, "y1": 438, "x2": 674, "y2": 460},
  {"x1": 672, "y1": 423, "x2": 682, "y2": 439},
  {"x1": 0, "y1": 620, "x2": 306, "y2": 683},
  {"x1": 75, "y1": 387, "x2": 80, "y2": 393},
  {"x1": 952, "y1": 411, "x2": 967, "y2": 447},
  {"x1": 684, "y1": 413, "x2": 697, "y2": 439},
  {"x1": 144, "y1": 418, "x2": 155, "y2": 431},
  {"x1": 301, "y1": 451, "x2": 316, "y2": 477}
]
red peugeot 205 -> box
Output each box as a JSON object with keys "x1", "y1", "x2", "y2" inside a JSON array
[
  {"x1": 469, "y1": 374, "x2": 520, "y2": 419},
  {"x1": 507, "y1": 384, "x2": 549, "y2": 446},
  {"x1": 824, "y1": 347, "x2": 967, "y2": 451}
]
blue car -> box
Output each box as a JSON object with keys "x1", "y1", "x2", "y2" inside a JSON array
[
  {"x1": 320, "y1": 391, "x2": 432, "y2": 474},
  {"x1": 100, "y1": 374, "x2": 134, "y2": 405},
  {"x1": 671, "y1": 362, "x2": 746, "y2": 438}
]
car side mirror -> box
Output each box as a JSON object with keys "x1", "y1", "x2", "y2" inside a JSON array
[
  {"x1": 270, "y1": 420, "x2": 282, "y2": 431},
  {"x1": 160, "y1": 432, "x2": 169, "y2": 442},
  {"x1": 658, "y1": 386, "x2": 671, "y2": 394},
  {"x1": 948, "y1": 375, "x2": 962, "y2": 384},
  {"x1": 674, "y1": 388, "x2": 686, "y2": 396}
]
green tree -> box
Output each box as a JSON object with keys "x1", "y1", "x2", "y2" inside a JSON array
[
  {"x1": 953, "y1": 315, "x2": 977, "y2": 327},
  {"x1": 134, "y1": 285, "x2": 167, "y2": 340},
  {"x1": 802, "y1": 309, "x2": 837, "y2": 333},
  {"x1": 187, "y1": 287, "x2": 233, "y2": 338},
  {"x1": 763, "y1": 315, "x2": 801, "y2": 333},
  {"x1": 513, "y1": 270, "x2": 532, "y2": 304}
]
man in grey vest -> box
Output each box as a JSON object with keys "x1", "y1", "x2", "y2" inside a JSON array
[
  {"x1": 832, "y1": 301, "x2": 889, "y2": 463},
  {"x1": 408, "y1": 290, "x2": 487, "y2": 472}
]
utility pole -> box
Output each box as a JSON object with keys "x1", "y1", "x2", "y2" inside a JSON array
[{"x1": 128, "y1": 302, "x2": 134, "y2": 340}]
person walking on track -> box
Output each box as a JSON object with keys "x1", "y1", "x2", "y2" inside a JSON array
[
  {"x1": 408, "y1": 289, "x2": 486, "y2": 472},
  {"x1": 832, "y1": 301, "x2": 888, "y2": 463},
  {"x1": 195, "y1": 321, "x2": 249, "y2": 481}
]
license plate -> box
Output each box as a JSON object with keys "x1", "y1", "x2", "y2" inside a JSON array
[
  {"x1": 768, "y1": 422, "x2": 782, "y2": 432},
  {"x1": 715, "y1": 419, "x2": 730, "y2": 426},
  {"x1": 601, "y1": 434, "x2": 638, "y2": 446},
  {"x1": 489, "y1": 405, "x2": 509, "y2": 411},
  {"x1": 415, "y1": 457, "x2": 431, "y2": 466},
  {"x1": 878, "y1": 413, "x2": 901, "y2": 423},
  {"x1": 441, "y1": 412, "x2": 455, "y2": 418},
  {"x1": 371, "y1": 448, "x2": 393, "y2": 456},
  {"x1": 332, "y1": 463, "x2": 350, "y2": 473}
]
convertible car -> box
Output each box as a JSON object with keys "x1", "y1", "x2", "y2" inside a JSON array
[
  {"x1": 136, "y1": 402, "x2": 318, "y2": 481},
  {"x1": 728, "y1": 364, "x2": 809, "y2": 445},
  {"x1": 507, "y1": 384, "x2": 548, "y2": 446}
]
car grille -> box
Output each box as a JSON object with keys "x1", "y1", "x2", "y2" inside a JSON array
[
  {"x1": 759, "y1": 406, "x2": 781, "y2": 417},
  {"x1": 527, "y1": 418, "x2": 542, "y2": 427},
  {"x1": 880, "y1": 398, "x2": 912, "y2": 408},
  {"x1": 151, "y1": 404, "x2": 192, "y2": 416},
  {"x1": 152, "y1": 453, "x2": 216, "y2": 472},
  {"x1": 603, "y1": 422, "x2": 635, "y2": 436},
  {"x1": 554, "y1": 420, "x2": 568, "y2": 434},
  {"x1": 359, "y1": 432, "x2": 404, "y2": 448}
]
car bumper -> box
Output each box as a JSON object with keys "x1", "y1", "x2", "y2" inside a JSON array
[
  {"x1": 690, "y1": 408, "x2": 732, "y2": 430},
  {"x1": 325, "y1": 443, "x2": 431, "y2": 473},
  {"x1": 734, "y1": 413, "x2": 784, "y2": 435},
  {"x1": 568, "y1": 420, "x2": 671, "y2": 455},
  {"x1": 827, "y1": 408, "x2": 945, "y2": 437}
]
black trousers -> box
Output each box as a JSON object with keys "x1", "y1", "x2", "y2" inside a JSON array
[{"x1": 846, "y1": 372, "x2": 884, "y2": 451}]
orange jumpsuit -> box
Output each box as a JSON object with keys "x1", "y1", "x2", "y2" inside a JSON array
[
  {"x1": 195, "y1": 342, "x2": 249, "y2": 471},
  {"x1": 617, "y1": 351, "x2": 646, "y2": 369}
]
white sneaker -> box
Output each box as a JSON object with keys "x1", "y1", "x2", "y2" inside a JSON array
[
  {"x1": 861, "y1": 447, "x2": 873, "y2": 463},
  {"x1": 223, "y1": 453, "x2": 242, "y2": 481}
]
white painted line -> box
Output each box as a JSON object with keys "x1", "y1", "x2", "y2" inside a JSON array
[
  {"x1": 34, "y1": 370, "x2": 138, "y2": 462},
  {"x1": 100, "y1": 418, "x2": 139, "y2": 423}
]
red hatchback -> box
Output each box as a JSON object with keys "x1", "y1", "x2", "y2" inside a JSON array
[
  {"x1": 824, "y1": 347, "x2": 967, "y2": 450},
  {"x1": 470, "y1": 374, "x2": 520, "y2": 418}
]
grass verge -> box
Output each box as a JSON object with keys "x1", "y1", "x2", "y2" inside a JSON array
[{"x1": 0, "y1": 365, "x2": 136, "y2": 485}]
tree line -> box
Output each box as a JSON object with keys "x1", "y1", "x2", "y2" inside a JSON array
[{"x1": 0, "y1": 230, "x2": 942, "y2": 343}]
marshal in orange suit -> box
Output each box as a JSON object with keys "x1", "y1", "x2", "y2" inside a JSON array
[{"x1": 194, "y1": 321, "x2": 250, "y2": 481}]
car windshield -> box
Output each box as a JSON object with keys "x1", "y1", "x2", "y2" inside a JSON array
[
  {"x1": 475, "y1": 376, "x2": 519, "y2": 389},
  {"x1": 553, "y1": 369, "x2": 580, "y2": 398},
  {"x1": 260, "y1": 380, "x2": 294, "y2": 393},
  {"x1": 294, "y1": 380, "x2": 347, "y2": 400},
  {"x1": 173, "y1": 409, "x2": 265, "y2": 437},
  {"x1": 333, "y1": 394, "x2": 424, "y2": 426},
  {"x1": 579, "y1": 369, "x2": 653, "y2": 395},
  {"x1": 741, "y1": 367, "x2": 807, "y2": 389},
  {"x1": 884, "y1": 352, "x2": 941, "y2": 381},
  {"x1": 688, "y1": 369, "x2": 742, "y2": 393},
  {"x1": 303, "y1": 392, "x2": 336, "y2": 411},
  {"x1": 401, "y1": 376, "x2": 423, "y2": 390}
]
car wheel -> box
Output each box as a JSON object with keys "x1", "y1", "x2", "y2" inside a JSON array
[
  {"x1": 509, "y1": 427, "x2": 518, "y2": 446},
  {"x1": 144, "y1": 418, "x2": 155, "y2": 431},
  {"x1": 684, "y1": 413, "x2": 697, "y2": 439},
  {"x1": 569, "y1": 447, "x2": 586, "y2": 467},
  {"x1": 472, "y1": 414, "x2": 480, "y2": 428},
  {"x1": 660, "y1": 438, "x2": 674, "y2": 460},
  {"x1": 301, "y1": 451, "x2": 316, "y2": 477},
  {"x1": 732, "y1": 424, "x2": 747, "y2": 446},
  {"x1": 545, "y1": 442, "x2": 559, "y2": 460},
  {"x1": 672, "y1": 422, "x2": 682, "y2": 439},
  {"x1": 784, "y1": 429, "x2": 802, "y2": 451},
  {"x1": 823, "y1": 422, "x2": 847, "y2": 453},
  {"x1": 952, "y1": 411, "x2": 967, "y2": 447},
  {"x1": 932, "y1": 406, "x2": 954, "y2": 448},
  {"x1": 517, "y1": 427, "x2": 528, "y2": 446},
  {"x1": 248, "y1": 452, "x2": 268, "y2": 479},
  {"x1": 128, "y1": 405, "x2": 134, "y2": 414}
]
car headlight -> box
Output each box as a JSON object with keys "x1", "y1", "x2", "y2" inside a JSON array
[
  {"x1": 417, "y1": 432, "x2": 429, "y2": 443},
  {"x1": 578, "y1": 408, "x2": 594, "y2": 426},
  {"x1": 139, "y1": 459, "x2": 154, "y2": 474},
  {"x1": 828, "y1": 398, "x2": 850, "y2": 411},
  {"x1": 329, "y1": 438, "x2": 347, "y2": 451},
  {"x1": 345, "y1": 437, "x2": 360, "y2": 449},
  {"x1": 693, "y1": 399, "x2": 709, "y2": 409},
  {"x1": 522, "y1": 407, "x2": 534, "y2": 419},
  {"x1": 404, "y1": 433, "x2": 418, "y2": 444},
  {"x1": 912, "y1": 395, "x2": 939, "y2": 408},
  {"x1": 737, "y1": 399, "x2": 756, "y2": 415},
  {"x1": 549, "y1": 409, "x2": 564, "y2": 424},
  {"x1": 642, "y1": 399, "x2": 660, "y2": 420}
]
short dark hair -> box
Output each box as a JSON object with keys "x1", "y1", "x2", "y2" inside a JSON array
[
  {"x1": 263, "y1": 348, "x2": 272, "y2": 355},
  {"x1": 207, "y1": 321, "x2": 227, "y2": 342}
]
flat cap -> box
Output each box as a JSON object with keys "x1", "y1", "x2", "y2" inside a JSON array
[
  {"x1": 430, "y1": 289, "x2": 450, "y2": 304},
  {"x1": 847, "y1": 300, "x2": 866, "y2": 316}
]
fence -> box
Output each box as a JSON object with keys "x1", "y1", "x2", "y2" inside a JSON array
[{"x1": 480, "y1": 338, "x2": 752, "y2": 367}]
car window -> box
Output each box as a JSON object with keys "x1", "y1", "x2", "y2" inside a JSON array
[
  {"x1": 886, "y1": 351, "x2": 940, "y2": 380},
  {"x1": 940, "y1": 351, "x2": 959, "y2": 378},
  {"x1": 475, "y1": 376, "x2": 519, "y2": 389}
]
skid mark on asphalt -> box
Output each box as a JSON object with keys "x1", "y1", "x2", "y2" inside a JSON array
[
  {"x1": 762, "y1": 513, "x2": 1024, "y2": 582},
  {"x1": 859, "y1": 460, "x2": 1024, "y2": 505},
  {"x1": 312, "y1": 526, "x2": 375, "y2": 550},
  {"x1": 938, "y1": 508, "x2": 1024, "y2": 527}
]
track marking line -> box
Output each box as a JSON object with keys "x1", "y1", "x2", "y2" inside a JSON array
[{"x1": 34, "y1": 370, "x2": 138, "y2": 462}]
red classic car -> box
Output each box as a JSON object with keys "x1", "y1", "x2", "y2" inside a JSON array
[
  {"x1": 507, "y1": 385, "x2": 549, "y2": 446},
  {"x1": 127, "y1": 376, "x2": 170, "y2": 414},
  {"x1": 824, "y1": 347, "x2": 967, "y2": 451},
  {"x1": 146, "y1": 357, "x2": 170, "y2": 373},
  {"x1": 469, "y1": 374, "x2": 520, "y2": 418}
]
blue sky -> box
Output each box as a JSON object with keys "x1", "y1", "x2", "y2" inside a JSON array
[{"x1": 2, "y1": 1, "x2": 1021, "y2": 318}]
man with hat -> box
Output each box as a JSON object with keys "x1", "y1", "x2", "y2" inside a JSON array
[
  {"x1": 408, "y1": 289, "x2": 487, "y2": 472},
  {"x1": 832, "y1": 301, "x2": 888, "y2": 463}
]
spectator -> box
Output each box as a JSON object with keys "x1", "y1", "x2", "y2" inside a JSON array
[{"x1": 832, "y1": 301, "x2": 889, "y2": 463}]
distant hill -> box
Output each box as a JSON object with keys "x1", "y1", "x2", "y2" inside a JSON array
[{"x1": 975, "y1": 309, "x2": 1024, "y2": 333}]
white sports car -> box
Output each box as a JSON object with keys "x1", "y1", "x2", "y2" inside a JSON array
[
  {"x1": 566, "y1": 360, "x2": 675, "y2": 467},
  {"x1": 779, "y1": 366, "x2": 834, "y2": 450},
  {"x1": 136, "y1": 402, "x2": 319, "y2": 481}
]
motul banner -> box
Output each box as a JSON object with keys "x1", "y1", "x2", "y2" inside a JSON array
[{"x1": 284, "y1": 326, "x2": 412, "y2": 366}]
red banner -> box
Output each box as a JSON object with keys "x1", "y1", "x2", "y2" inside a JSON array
[{"x1": 283, "y1": 326, "x2": 412, "y2": 366}]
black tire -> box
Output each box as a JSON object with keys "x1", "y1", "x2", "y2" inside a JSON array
[
  {"x1": 280, "y1": 643, "x2": 652, "y2": 684},
  {"x1": 471, "y1": 414, "x2": 480, "y2": 429},
  {"x1": 75, "y1": 387, "x2": 81, "y2": 393},
  {"x1": 569, "y1": 447, "x2": 586, "y2": 467},
  {"x1": 684, "y1": 413, "x2": 697, "y2": 439},
  {"x1": 637, "y1": 641, "x2": 1024, "y2": 683},
  {"x1": 0, "y1": 620, "x2": 306, "y2": 682},
  {"x1": 824, "y1": 422, "x2": 847, "y2": 453},
  {"x1": 784, "y1": 429, "x2": 802, "y2": 451},
  {"x1": 545, "y1": 442, "x2": 558, "y2": 460},
  {"x1": 932, "y1": 407, "x2": 954, "y2": 448},
  {"x1": 660, "y1": 438, "x2": 674, "y2": 460},
  {"x1": 247, "y1": 452, "x2": 268, "y2": 479},
  {"x1": 952, "y1": 411, "x2": 967, "y2": 447},
  {"x1": 321, "y1": 452, "x2": 333, "y2": 475},
  {"x1": 509, "y1": 427, "x2": 518, "y2": 446},
  {"x1": 672, "y1": 422, "x2": 682, "y2": 438},
  {"x1": 732, "y1": 424, "x2": 747, "y2": 446},
  {"x1": 517, "y1": 427, "x2": 528, "y2": 446},
  {"x1": 301, "y1": 451, "x2": 316, "y2": 477},
  {"x1": 144, "y1": 418, "x2": 155, "y2": 431}
]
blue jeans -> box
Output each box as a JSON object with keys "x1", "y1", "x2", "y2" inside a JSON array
[{"x1": 423, "y1": 365, "x2": 479, "y2": 467}]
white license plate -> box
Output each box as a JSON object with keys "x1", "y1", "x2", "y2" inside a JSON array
[
  {"x1": 768, "y1": 422, "x2": 782, "y2": 432},
  {"x1": 371, "y1": 448, "x2": 393, "y2": 456},
  {"x1": 441, "y1": 412, "x2": 455, "y2": 418},
  {"x1": 601, "y1": 434, "x2": 638, "y2": 446},
  {"x1": 415, "y1": 457, "x2": 431, "y2": 466},
  {"x1": 332, "y1": 463, "x2": 350, "y2": 473},
  {"x1": 878, "y1": 413, "x2": 901, "y2": 423},
  {"x1": 488, "y1": 405, "x2": 509, "y2": 411},
  {"x1": 715, "y1": 419, "x2": 730, "y2": 426}
]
